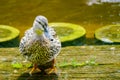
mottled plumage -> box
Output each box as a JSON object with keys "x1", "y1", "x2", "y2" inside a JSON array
[{"x1": 19, "y1": 15, "x2": 61, "y2": 75}]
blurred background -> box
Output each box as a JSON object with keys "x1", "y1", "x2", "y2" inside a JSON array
[{"x1": 0, "y1": 0, "x2": 120, "y2": 45}]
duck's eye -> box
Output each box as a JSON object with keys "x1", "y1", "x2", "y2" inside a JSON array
[
  {"x1": 38, "y1": 22, "x2": 42, "y2": 25},
  {"x1": 50, "y1": 39, "x2": 54, "y2": 41},
  {"x1": 44, "y1": 23, "x2": 47, "y2": 26},
  {"x1": 36, "y1": 20, "x2": 42, "y2": 24}
]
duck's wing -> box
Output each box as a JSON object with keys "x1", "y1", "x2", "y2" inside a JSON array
[
  {"x1": 48, "y1": 27, "x2": 61, "y2": 57},
  {"x1": 19, "y1": 28, "x2": 33, "y2": 56}
]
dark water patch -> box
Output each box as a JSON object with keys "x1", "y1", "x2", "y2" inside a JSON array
[{"x1": 0, "y1": 36, "x2": 20, "y2": 47}]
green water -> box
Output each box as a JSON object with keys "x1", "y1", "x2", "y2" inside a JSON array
[{"x1": 0, "y1": 0, "x2": 120, "y2": 44}]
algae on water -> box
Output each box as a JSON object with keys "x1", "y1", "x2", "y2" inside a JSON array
[{"x1": 95, "y1": 25, "x2": 120, "y2": 43}]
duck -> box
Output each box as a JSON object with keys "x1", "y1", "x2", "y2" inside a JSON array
[{"x1": 19, "y1": 15, "x2": 61, "y2": 75}]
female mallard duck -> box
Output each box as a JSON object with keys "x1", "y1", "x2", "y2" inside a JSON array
[{"x1": 19, "y1": 15, "x2": 61, "y2": 75}]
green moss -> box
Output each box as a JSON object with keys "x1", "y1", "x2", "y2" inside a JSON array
[
  {"x1": 95, "y1": 24, "x2": 120, "y2": 43},
  {"x1": 12, "y1": 62, "x2": 23, "y2": 69},
  {"x1": 57, "y1": 58, "x2": 98, "y2": 68},
  {"x1": 0, "y1": 25, "x2": 20, "y2": 42},
  {"x1": 11, "y1": 62, "x2": 32, "y2": 69}
]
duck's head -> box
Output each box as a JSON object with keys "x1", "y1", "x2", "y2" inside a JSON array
[{"x1": 33, "y1": 15, "x2": 48, "y2": 35}]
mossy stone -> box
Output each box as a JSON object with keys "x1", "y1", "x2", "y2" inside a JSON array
[
  {"x1": 49, "y1": 22, "x2": 86, "y2": 46},
  {"x1": 0, "y1": 25, "x2": 20, "y2": 47},
  {"x1": 95, "y1": 24, "x2": 120, "y2": 43}
]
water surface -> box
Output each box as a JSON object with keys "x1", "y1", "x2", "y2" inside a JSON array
[{"x1": 0, "y1": 0, "x2": 120, "y2": 44}]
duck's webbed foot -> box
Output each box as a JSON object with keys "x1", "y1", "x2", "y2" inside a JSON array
[
  {"x1": 29, "y1": 64, "x2": 41, "y2": 76},
  {"x1": 45, "y1": 59, "x2": 57, "y2": 74}
]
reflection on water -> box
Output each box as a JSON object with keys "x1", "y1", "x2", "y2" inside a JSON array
[
  {"x1": 87, "y1": 0, "x2": 120, "y2": 6},
  {"x1": 0, "y1": 0, "x2": 120, "y2": 45}
]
